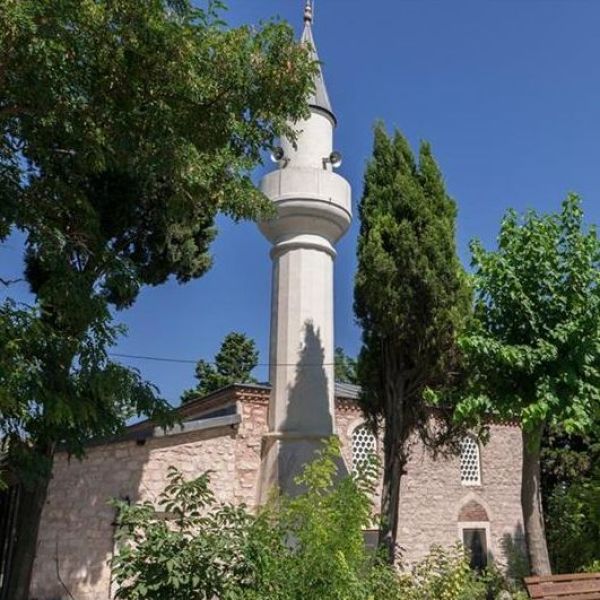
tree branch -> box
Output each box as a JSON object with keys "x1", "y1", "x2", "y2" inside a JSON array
[
  {"x1": 54, "y1": 539, "x2": 76, "y2": 600},
  {"x1": 0, "y1": 277, "x2": 24, "y2": 287}
]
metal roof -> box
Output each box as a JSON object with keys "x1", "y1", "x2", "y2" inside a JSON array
[
  {"x1": 334, "y1": 381, "x2": 361, "y2": 400},
  {"x1": 301, "y1": 5, "x2": 334, "y2": 120},
  {"x1": 219, "y1": 380, "x2": 360, "y2": 400}
]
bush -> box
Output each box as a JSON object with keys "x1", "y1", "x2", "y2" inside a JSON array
[
  {"x1": 111, "y1": 440, "x2": 527, "y2": 599},
  {"x1": 546, "y1": 466, "x2": 600, "y2": 573},
  {"x1": 398, "y1": 544, "x2": 487, "y2": 600},
  {"x1": 111, "y1": 439, "x2": 385, "y2": 599}
]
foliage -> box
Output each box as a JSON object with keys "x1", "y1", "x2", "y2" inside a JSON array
[
  {"x1": 545, "y1": 464, "x2": 600, "y2": 573},
  {"x1": 396, "y1": 545, "x2": 486, "y2": 600},
  {"x1": 542, "y1": 423, "x2": 600, "y2": 493},
  {"x1": 112, "y1": 439, "x2": 525, "y2": 600},
  {"x1": 542, "y1": 422, "x2": 600, "y2": 572},
  {"x1": 449, "y1": 195, "x2": 600, "y2": 573},
  {"x1": 334, "y1": 346, "x2": 357, "y2": 384},
  {"x1": 112, "y1": 439, "x2": 383, "y2": 600},
  {"x1": 0, "y1": 0, "x2": 314, "y2": 460},
  {"x1": 394, "y1": 547, "x2": 528, "y2": 600},
  {"x1": 582, "y1": 560, "x2": 600, "y2": 574},
  {"x1": 452, "y1": 195, "x2": 600, "y2": 435},
  {"x1": 354, "y1": 122, "x2": 470, "y2": 558},
  {"x1": 0, "y1": 299, "x2": 170, "y2": 471},
  {"x1": 0, "y1": 0, "x2": 315, "y2": 593},
  {"x1": 181, "y1": 331, "x2": 259, "y2": 402}
]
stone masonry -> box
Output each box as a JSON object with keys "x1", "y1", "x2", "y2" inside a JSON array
[{"x1": 30, "y1": 383, "x2": 525, "y2": 600}]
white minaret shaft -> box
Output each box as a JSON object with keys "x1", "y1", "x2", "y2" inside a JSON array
[{"x1": 257, "y1": 2, "x2": 352, "y2": 497}]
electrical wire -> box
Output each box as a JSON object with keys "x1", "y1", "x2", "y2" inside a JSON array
[{"x1": 109, "y1": 351, "x2": 340, "y2": 367}]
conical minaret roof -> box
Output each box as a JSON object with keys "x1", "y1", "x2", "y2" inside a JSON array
[{"x1": 301, "y1": 1, "x2": 335, "y2": 121}]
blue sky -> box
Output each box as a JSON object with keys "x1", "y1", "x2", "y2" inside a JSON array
[{"x1": 3, "y1": 0, "x2": 600, "y2": 405}]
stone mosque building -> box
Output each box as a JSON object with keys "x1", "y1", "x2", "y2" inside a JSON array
[{"x1": 26, "y1": 3, "x2": 525, "y2": 598}]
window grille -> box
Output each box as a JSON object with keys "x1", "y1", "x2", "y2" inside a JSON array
[
  {"x1": 351, "y1": 424, "x2": 376, "y2": 472},
  {"x1": 460, "y1": 436, "x2": 481, "y2": 485}
]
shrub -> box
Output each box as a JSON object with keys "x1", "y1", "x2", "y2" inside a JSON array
[
  {"x1": 111, "y1": 440, "x2": 528, "y2": 599},
  {"x1": 546, "y1": 466, "x2": 600, "y2": 573},
  {"x1": 111, "y1": 439, "x2": 385, "y2": 599},
  {"x1": 398, "y1": 544, "x2": 486, "y2": 600}
]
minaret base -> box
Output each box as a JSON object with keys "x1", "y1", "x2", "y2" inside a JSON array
[{"x1": 257, "y1": 432, "x2": 348, "y2": 503}]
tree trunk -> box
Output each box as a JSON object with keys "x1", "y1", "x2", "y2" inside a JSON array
[
  {"x1": 4, "y1": 443, "x2": 54, "y2": 600},
  {"x1": 378, "y1": 431, "x2": 407, "y2": 564},
  {"x1": 521, "y1": 424, "x2": 552, "y2": 576},
  {"x1": 378, "y1": 358, "x2": 408, "y2": 565}
]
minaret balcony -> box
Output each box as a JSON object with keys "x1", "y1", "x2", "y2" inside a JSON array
[{"x1": 259, "y1": 167, "x2": 352, "y2": 247}]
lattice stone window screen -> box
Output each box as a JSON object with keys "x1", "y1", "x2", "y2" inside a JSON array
[
  {"x1": 351, "y1": 424, "x2": 376, "y2": 472},
  {"x1": 460, "y1": 436, "x2": 481, "y2": 485}
]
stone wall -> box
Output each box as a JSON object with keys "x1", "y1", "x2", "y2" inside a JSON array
[
  {"x1": 335, "y1": 401, "x2": 526, "y2": 570},
  {"x1": 394, "y1": 424, "x2": 526, "y2": 570},
  {"x1": 30, "y1": 389, "x2": 525, "y2": 599},
  {"x1": 30, "y1": 426, "x2": 240, "y2": 600}
]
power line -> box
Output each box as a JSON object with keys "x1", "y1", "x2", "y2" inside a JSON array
[
  {"x1": 109, "y1": 352, "x2": 340, "y2": 367},
  {"x1": 110, "y1": 352, "x2": 197, "y2": 365}
]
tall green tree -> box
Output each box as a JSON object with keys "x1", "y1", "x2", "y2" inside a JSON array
[
  {"x1": 453, "y1": 195, "x2": 600, "y2": 575},
  {"x1": 181, "y1": 331, "x2": 258, "y2": 402},
  {"x1": 544, "y1": 452, "x2": 600, "y2": 573},
  {"x1": 334, "y1": 346, "x2": 357, "y2": 384},
  {"x1": 0, "y1": 0, "x2": 315, "y2": 596},
  {"x1": 541, "y1": 420, "x2": 600, "y2": 571},
  {"x1": 354, "y1": 123, "x2": 470, "y2": 562}
]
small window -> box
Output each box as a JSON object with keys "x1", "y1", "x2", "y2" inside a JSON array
[
  {"x1": 462, "y1": 528, "x2": 488, "y2": 570},
  {"x1": 460, "y1": 436, "x2": 481, "y2": 486},
  {"x1": 351, "y1": 424, "x2": 376, "y2": 472}
]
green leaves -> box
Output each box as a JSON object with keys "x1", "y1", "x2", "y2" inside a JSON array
[
  {"x1": 1, "y1": 0, "x2": 314, "y2": 591},
  {"x1": 456, "y1": 194, "x2": 600, "y2": 434},
  {"x1": 0, "y1": 0, "x2": 314, "y2": 482},
  {"x1": 334, "y1": 346, "x2": 358, "y2": 384},
  {"x1": 111, "y1": 443, "x2": 525, "y2": 599},
  {"x1": 111, "y1": 439, "x2": 386, "y2": 600},
  {"x1": 181, "y1": 331, "x2": 258, "y2": 402},
  {"x1": 354, "y1": 123, "x2": 470, "y2": 557},
  {"x1": 546, "y1": 462, "x2": 600, "y2": 573},
  {"x1": 355, "y1": 123, "x2": 470, "y2": 414},
  {"x1": 453, "y1": 195, "x2": 600, "y2": 574}
]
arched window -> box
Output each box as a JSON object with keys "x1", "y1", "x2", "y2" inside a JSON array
[
  {"x1": 460, "y1": 436, "x2": 481, "y2": 486},
  {"x1": 351, "y1": 424, "x2": 376, "y2": 472}
]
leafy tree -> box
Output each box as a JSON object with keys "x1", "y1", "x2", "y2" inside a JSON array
[
  {"x1": 545, "y1": 464, "x2": 600, "y2": 573},
  {"x1": 542, "y1": 424, "x2": 600, "y2": 495},
  {"x1": 0, "y1": 0, "x2": 315, "y2": 595},
  {"x1": 334, "y1": 346, "x2": 357, "y2": 384},
  {"x1": 354, "y1": 123, "x2": 470, "y2": 562},
  {"x1": 452, "y1": 195, "x2": 600, "y2": 575},
  {"x1": 181, "y1": 331, "x2": 259, "y2": 402},
  {"x1": 542, "y1": 422, "x2": 600, "y2": 572}
]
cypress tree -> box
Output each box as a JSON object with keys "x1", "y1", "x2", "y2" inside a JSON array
[{"x1": 354, "y1": 123, "x2": 470, "y2": 562}]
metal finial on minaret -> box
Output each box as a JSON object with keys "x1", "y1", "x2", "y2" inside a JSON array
[{"x1": 304, "y1": 0, "x2": 313, "y2": 24}]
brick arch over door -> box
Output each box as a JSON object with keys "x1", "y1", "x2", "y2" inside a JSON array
[{"x1": 458, "y1": 500, "x2": 490, "y2": 522}]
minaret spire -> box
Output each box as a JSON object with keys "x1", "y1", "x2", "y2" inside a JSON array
[{"x1": 300, "y1": 0, "x2": 334, "y2": 121}]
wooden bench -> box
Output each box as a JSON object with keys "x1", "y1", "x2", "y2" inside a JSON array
[{"x1": 525, "y1": 573, "x2": 600, "y2": 599}]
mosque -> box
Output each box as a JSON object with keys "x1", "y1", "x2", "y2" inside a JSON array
[{"x1": 27, "y1": 3, "x2": 525, "y2": 598}]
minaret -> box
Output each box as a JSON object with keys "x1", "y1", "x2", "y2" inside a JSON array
[{"x1": 258, "y1": 0, "x2": 352, "y2": 497}]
